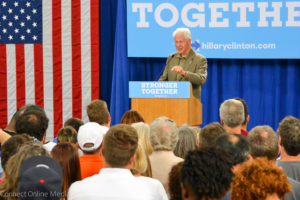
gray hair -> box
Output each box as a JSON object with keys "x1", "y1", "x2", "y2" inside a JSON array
[
  {"x1": 149, "y1": 117, "x2": 179, "y2": 151},
  {"x1": 173, "y1": 28, "x2": 191, "y2": 40},
  {"x1": 248, "y1": 125, "x2": 279, "y2": 160},
  {"x1": 174, "y1": 125, "x2": 198, "y2": 159},
  {"x1": 219, "y1": 99, "x2": 245, "y2": 128}
]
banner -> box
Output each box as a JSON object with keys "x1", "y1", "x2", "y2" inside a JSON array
[{"x1": 127, "y1": 0, "x2": 300, "y2": 58}]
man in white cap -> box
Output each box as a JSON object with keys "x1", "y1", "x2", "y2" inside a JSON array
[{"x1": 77, "y1": 122, "x2": 108, "y2": 179}]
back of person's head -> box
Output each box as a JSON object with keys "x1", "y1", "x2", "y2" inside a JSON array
[
  {"x1": 120, "y1": 110, "x2": 145, "y2": 125},
  {"x1": 131, "y1": 122, "x2": 153, "y2": 155},
  {"x1": 64, "y1": 117, "x2": 84, "y2": 132},
  {"x1": 0, "y1": 143, "x2": 49, "y2": 198},
  {"x1": 150, "y1": 117, "x2": 179, "y2": 151},
  {"x1": 248, "y1": 125, "x2": 279, "y2": 160},
  {"x1": 57, "y1": 126, "x2": 77, "y2": 144},
  {"x1": 181, "y1": 148, "x2": 233, "y2": 200},
  {"x1": 103, "y1": 124, "x2": 138, "y2": 168},
  {"x1": 1, "y1": 134, "x2": 33, "y2": 172},
  {"x1": 51, "y1": 143, "x2": 81, "y2": 194},
  {"x1": 215, "y1": 133, "x2": 250, "y2": 166},
  {"x1": 234, "y1": 97, "x2": 249, "y2": 126},
  {"x1": 277, "y1": 116, "x2": 300, "y2": 156},
  {"x1": 174, "y1": 125, "x2": 198, "y2": 159},
  {"x1": 15, "y1": 110, "x2": 49, "y2": 141},
  {"x1": 86, "y1": 100, "x2": 110, "y2": 125},
  {"x1": 199, "y1": 122, "x2": 225, "y2": 148},
  {"x1": 77, "y1": 122, "x2": 107, "y2": 154},
  {"x1": 219, "y1": 99, "x2": 245, "y2": 128},
  {"x1": 168, "y1": 162, "x2": 184, "y2": 200},
  {"x1": 231, "y1": 158, "x2": 291, "y2": 200},
  {"x1": 131, "y1": 143, "x2": 148, "y2": 175},
  {"x1": 18, "y1": 156, "x2": 63, "y2": 200}
]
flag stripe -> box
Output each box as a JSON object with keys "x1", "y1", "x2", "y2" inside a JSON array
[
  {"x1": 62, "y1": 0, "x2": 73, "y2": 125},
  {"x1": 25, "y1": 44, "x2": 35, "y2": 105},
  {"x1": 43, "y1": 0, "x2": 54, "y2": 140},
  {"x1": 71, "y1": 0, "x2": 82, "y2": 119},
  {"x1": 0, "y1": 44, "x2": 8, "y2": 128},
  {"x1": 34, "y1": 44, "x2": 44, "y2": 107},
  {"x1": 15, "y1": 44, "x2": 26, "y2": 109},
  {"x1": 90, "y1": 0, "x2": 100, "y2": 100},
  {"x1": 6, "y1": 45, "x2": 17, "y2": 123},
  {"x1": 81, "y1": 0, "x2": 92, "y2": 123},
  {"x1": 52, "y1": 0, "x2": 63, "y2": 137}
]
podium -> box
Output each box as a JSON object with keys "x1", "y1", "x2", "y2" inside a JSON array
[{"x1": 130, "y1": 82, "x2": 202, "y2": 126}]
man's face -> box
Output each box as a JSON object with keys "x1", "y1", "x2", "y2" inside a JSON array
[{"x1": 174, "y1": 35, "x2": 191, "y2": 56}]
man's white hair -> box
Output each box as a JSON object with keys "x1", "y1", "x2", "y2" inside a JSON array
[
  {"x1": 173, "y1": 28, "x2": 191, "y2": 40},
  {"x1": 219, "y1": 99, "x2": 245, "y2": 128}
]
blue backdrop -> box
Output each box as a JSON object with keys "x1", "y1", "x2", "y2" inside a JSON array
[{"x1": 101, "y1": 0, "x2": 300, "y2": 131}]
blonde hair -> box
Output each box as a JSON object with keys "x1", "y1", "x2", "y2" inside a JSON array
[
  {"x1": 131, "y1": 143, "x2": 148, "y2": 175},
  {"x1": 131, "y1": 122, "x2": 153, "y2": 155},
  {"x1": 0, "y1": 143, "x2": 49, "y2": 200}
]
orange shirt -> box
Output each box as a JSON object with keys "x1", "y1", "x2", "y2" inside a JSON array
[{"x1": 79, "y1": 155, "x2": 104, "y2": 179}]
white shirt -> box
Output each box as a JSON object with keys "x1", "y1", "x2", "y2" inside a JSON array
[
  {"x1": 137, "y1": 176, "x2": 168, "y2": 200},
  {"x1": 68, "y1": 168, "x2": 167, "y2": 200}
]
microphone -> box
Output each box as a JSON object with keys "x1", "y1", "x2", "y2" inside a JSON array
[{"x1": 155, "y1": 54, "x2": 176, "y2": 81}]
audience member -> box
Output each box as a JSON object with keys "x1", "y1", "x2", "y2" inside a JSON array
[
  {"x1": 248, "y1": 125, "x2": 279, "y2": 160},
  {"x1": 131, "y1": 122, "x2": 153, "y2": 177},
  {"x1": 277, "y1": 116, "x2": 300, "y2": 181},
  {"x1": 77, "y1": 122, "x2": 107, "y2": 179},
  {"x1": 248, "y1": 125, "x2": 300, "y2": 200},
  {"x1": 199, "y1": 122, "x2": 225, "y2": 148},
  {"x1": 18, "y1": 156, "x2": 63, "y2": 200},
  {"x1": 86, "y1": 99, "x2": 111, "y2": 128},
  {"x1": 149, "y1": 117, "x2": 183, "y2": 195},
  {"x1": 64, "y1": 117, "x2": 84, "y2": 132},
  {"x1": 131, "y1": 122, "x2": 153, "y2": 155},
  {"x1": 234, "y1": 97, "x2": 250, "y2": 136},
  {"x1": 51, "y1": 143, "x2": 81, "y2": 196},
  {"x1": 168, "y1": 162, "x2": 183, "y2": 200},
  {"x1": 215, "y1": 133, "x2": 250, "y2": 173},
  {"x1": 0, "y1": 143, "x2": 49, "y2": 200},
  {"x1": 57, "y1": 126, "x2": 77, "y2": 144},
  {"x1": 15, "y1": 110, "x2": 56, "y2": 153},
  {"x1": 68, "y1": 124, "x2": 167, "y2": 200},
  {"x1": 231, "y1": 158, "x2": 291, "y2": 200},
  {"x1": 174, "y1": 125, "x2": 198, "y2": 159},
  {"x1": 120, "y1": 110, "x2": 145, "y2": 125},
  {"x1": 219, "y1": 99, "x2": 245, "y2": 135},
  {"x1": 0, "y1": 134, "x2": 33, "y2": 182},
  {"x1": 181, "y1": 148, "x2": 233, "y2": 200}
]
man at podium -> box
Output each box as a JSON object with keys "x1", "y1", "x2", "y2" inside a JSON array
[{"x1": 159, "y1": 28, "x2": 207, "y2": 101}]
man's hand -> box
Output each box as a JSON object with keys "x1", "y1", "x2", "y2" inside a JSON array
[{"x1": 171, "y1": 65, "x2": 186, "y2": 76}]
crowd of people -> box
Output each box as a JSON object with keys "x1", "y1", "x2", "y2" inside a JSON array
[{"x1": 0, "y1": 98, "x2": 299, "y2": 200}]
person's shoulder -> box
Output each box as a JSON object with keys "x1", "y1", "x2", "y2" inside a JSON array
[
  {"x1": 167, "y1": 52, "x2": 178, "y2": 59},
  {"x1": 194, "y1": 51, "x2": 206, "y2": 60},
  {"x1": 69, "y1": 174, "x2": 100, "y2": 192}
]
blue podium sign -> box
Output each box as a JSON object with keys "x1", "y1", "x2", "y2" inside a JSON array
[{"x1": 129, "y1": 81, "x2": 190, "y2": 98}]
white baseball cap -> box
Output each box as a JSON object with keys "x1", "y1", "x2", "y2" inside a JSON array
[{"x1": 77, "y1": 122, "x2": 108, "y2": 152}]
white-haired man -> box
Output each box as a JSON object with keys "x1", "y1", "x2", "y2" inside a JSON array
[
  {"x1": 219, "y1": 99, "x2": 245, "y2": 135},
  {"x1": 159, "y1": 27, "x2": 207, "y2": 101}
]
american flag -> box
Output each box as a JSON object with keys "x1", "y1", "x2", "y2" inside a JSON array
[{"x1": 0, "y1": 0, "x2": 99, "y2": 140}]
